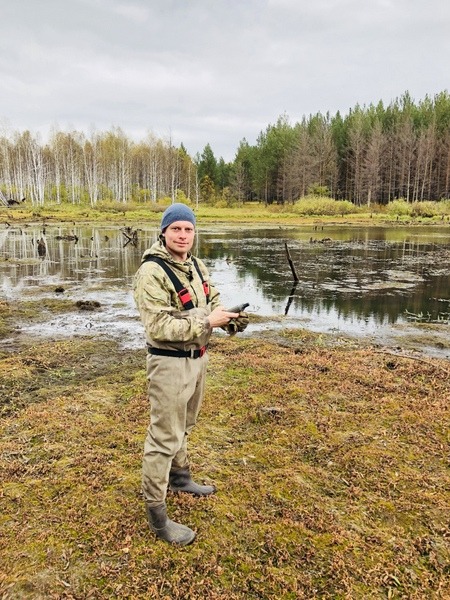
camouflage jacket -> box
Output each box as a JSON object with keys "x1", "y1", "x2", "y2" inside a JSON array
[{"x1": 133, "y1": 240, "x2": 221, "y2": 351}]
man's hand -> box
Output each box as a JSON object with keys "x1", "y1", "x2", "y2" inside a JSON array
[
  {"x1": 207, "y1": 306, "x2": 239, "y2": 329},
  {"x1": 231, "y1": 312, "x2": 249, "y2": 333},
  {"x1": 225, "y1": 312, "x2": 249, "y2": 335}
]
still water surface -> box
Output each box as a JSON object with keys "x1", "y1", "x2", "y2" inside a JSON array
[{"x1": 1, "y1": 223, "x2": 449, "y2": 356}]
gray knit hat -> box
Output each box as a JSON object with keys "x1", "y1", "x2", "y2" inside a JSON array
[{"x1": 161, "y1": 203, "x2": 196, "y2": 231}]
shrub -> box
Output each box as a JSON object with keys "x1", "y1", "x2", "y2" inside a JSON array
[
  {"x1": 157, "y1": 194, "x2": 193, "y2": 207},
  {"x1": 175, "y1": 190, "x2": 192, "y2": 206},
  {"x1": 293, "y1": 196, "x2": 356, "y2": 216},
  {"x1": 439, "y1": 199, "x2": 450, "y2": 214},
  {"x1": 386, "y1": 199, "x2": 450, "y2": 219},
  {"x1": 213, "y1": 199, "x2": 228, "y2": 209},
  {"x1": 157, "y1": 196, "x2": 173, "y2": 208},
  {"x1": 410, "y1": 201, "x2": 439, "y2": 218},
  {"x1": 386, "y1": 199, "x2": 411, "y2": 217}
]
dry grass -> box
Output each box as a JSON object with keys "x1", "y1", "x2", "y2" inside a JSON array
[
  {"x1": 3, "y1": 200, "x2": 449, "y2": 228},
  {"x1": 1, "y1": 327, "x2": 449, "y2": 599}
]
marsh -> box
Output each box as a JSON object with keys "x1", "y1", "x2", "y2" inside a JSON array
[{"x1": 1, "y1": 223, "x2": 449, "y2": 357}]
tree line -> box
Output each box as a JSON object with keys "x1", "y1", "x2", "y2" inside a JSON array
[
  {"x1": 0, "y1": 129, "x2": 197, "y2": 207},
  {"x1": 1, "y1": 91, "x2": 449, "y2": 207}
]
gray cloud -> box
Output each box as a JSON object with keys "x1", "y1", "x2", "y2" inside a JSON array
[{"x1": 0, "y1": 0, "x2": 448, "y2": 160}]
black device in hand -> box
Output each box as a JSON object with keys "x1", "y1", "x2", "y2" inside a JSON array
[{"x1": 227, "y1": 302, "x2": 249, "y2": 313}]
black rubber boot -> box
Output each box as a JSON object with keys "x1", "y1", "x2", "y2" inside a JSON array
[
  {"x1": 146, "y1": 504, "x2": 196, "y2": 546},
  {"x1": 169, "y1": 467, "x2": 216, "y2": 496}
]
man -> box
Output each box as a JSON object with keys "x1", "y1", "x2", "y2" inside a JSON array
[{"x1": 133, "y1": 203, "x2": 248, "y2": 545}]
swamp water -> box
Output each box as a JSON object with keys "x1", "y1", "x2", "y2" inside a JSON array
[{"x1": 1, "y1": 223, "x2": 449, "y2": 358}]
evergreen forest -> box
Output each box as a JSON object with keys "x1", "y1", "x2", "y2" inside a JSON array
[{"x1": 1, "y1": 91, "x2": 449, "y2": 208}]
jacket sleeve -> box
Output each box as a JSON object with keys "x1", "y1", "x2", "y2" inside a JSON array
[{"x1": 133, "y1": 263, "x2": 212, "y2": 343}]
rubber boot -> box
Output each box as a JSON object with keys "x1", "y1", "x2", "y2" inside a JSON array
[
  {"x1": 169, "y1": 467, "x2": 216, "y2": 496},
  {"x1": 146, "y1": 503, "x2": 196, "y2": 546}
]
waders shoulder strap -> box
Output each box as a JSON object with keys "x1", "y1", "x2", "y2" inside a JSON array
[
  {"x1": 142, "y1": 256, "x2": 209, "y2": 309},
  {"x1": 192, "y1": 258, "x2": 210, "y2": 303}
]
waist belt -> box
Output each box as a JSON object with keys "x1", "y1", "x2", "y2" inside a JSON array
[{"x1": 148, "y1": 345, "x2": 208, "y2": 359}]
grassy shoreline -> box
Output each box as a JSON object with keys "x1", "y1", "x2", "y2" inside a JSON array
[{"x1": 2, "y1": 200, "x2": 450, "y2": 228}]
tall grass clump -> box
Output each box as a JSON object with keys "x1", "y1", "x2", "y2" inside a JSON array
[
  {"x1": 386, "y1": 199, "x2": 411, "y2": 217},
  {"x1": 410, "y1": 200, "x2": 441, "y2": 218},
  {"x1": 293, "y1": 195, "x2": 356, "y2": 216},
  {"x1": 411, "y1": 199, "x2": 450, "y2": 218},
  {"x1": 387, "y1": 198, "x2": 450, "y2": 219}
]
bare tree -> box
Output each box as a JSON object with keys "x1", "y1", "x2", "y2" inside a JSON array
[
  {"x1": 363, "y1": 120, "x2": 384, "y2": 206},
  {"x1": 346, "y1": 109, "x2": 366, "y2": 205},
  {"x1": 413, "y1": 122, "x2": 436, "y2": 201}
]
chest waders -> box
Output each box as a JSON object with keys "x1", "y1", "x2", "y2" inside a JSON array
[
  {"x1": 143, "y1": 256, "x2": 211, "y2": 358},
  {"x1": 141, "y1": 255, "x2": 216, "y2": 546}
]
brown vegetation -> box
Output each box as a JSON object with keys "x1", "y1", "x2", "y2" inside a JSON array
[{"x1": 0, "y1": 300, "x2": 449, "y2": 598}]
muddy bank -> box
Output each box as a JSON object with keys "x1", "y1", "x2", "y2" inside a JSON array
[{"x1": 1, "y1": 295, "x2": 449, "y2": 362}]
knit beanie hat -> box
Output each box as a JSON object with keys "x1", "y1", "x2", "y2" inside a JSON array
[{"x1": 161, "y1": 203, "x2": 196, "y2": 231}]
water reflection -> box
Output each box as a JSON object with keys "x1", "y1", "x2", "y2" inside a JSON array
[
  {"x1": 199, "y1": 226, "x2": 450, "y2": 325},
  {"x1": 0, "y1": 223, "x2": 449, "y2": 354}
]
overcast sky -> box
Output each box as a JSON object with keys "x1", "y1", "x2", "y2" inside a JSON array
[{"x1": 0, "y1": 0, "x2": 448, "y2": 161}]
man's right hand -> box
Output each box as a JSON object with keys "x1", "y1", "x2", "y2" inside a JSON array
[{"x1": 207, "y1": 306, "x2": 239, "y2": 329}]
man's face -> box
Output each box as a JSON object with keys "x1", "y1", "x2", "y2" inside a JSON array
[{"x1": 163, "y1": 220, "x2": 195, "y2": 261}]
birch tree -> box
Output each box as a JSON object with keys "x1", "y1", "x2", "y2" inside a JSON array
[{"x1": 82, "y1": 132, "x2": 101, "y2": 206}]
